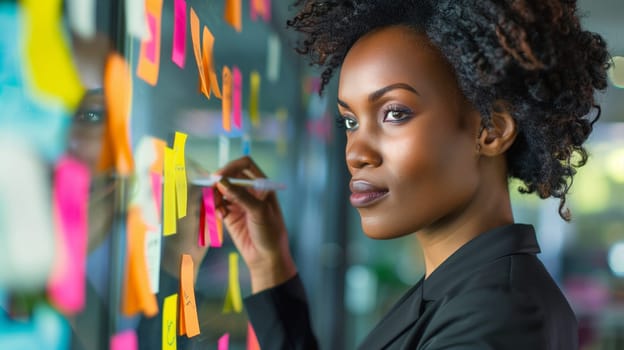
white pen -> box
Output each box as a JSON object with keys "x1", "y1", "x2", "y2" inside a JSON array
[{"x1": 190, "y1": 175, "x2": 286, "y2": 191}]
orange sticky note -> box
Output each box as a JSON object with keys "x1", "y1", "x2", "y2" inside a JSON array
[
  {"x1": 173, "y1": 132, "x2": 188, "y2": 218},
  {"x1": 224, "y1": 0, "x2": 242, "y2": 32},
  {"x1": 163, "y1": 147, "x2": 177, "y2": 235},
  {"x1": 250, "y1": 0, "x2": 268, "y2": 22},
  {"x1": 99, "y1": 53, "x2": 134, "y2": 175},
  {"x1": 222, "y1": 66, "x2": 232, "y2": 132},
  {"x1": 190, "y1": 8, "x2": 221, "y2": 99},
  {"x1": 122, "y1": 206, "x2": 158, "y2": 317},
  {"x1": 179, "y1": 254, "x2": 200, "y2": 337},
  {"x1": 136, "y1": 0, "x2": 163, "y2": 85},
  {"x1": 162, "y1": 293, "x2": 178, "y2": 350},
  {"x1": 21, "y1": 0, "x2": 84, "y2": 110},
  {"x1": 223, "y1": 252, "x2": 242, "y2": 313},
  {"x1": 249, "y1": 71, "x2": 260, "y2": 128},
  {"x1": 247, "y1": 323, "x2": 261, "y2": 350}
]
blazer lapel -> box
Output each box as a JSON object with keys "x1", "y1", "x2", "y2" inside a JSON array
[{"x1": 358, "y1": 280, "x2": 424, "y2": 349}]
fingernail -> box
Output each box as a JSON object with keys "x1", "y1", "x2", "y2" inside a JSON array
[{"x1": 219, "y1": 177, "x2": 231, "y2": 187}]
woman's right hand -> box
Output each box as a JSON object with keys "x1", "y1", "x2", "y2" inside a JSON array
[{"x1": 214, "y1": 156, "x2": 297, "y2": 293}]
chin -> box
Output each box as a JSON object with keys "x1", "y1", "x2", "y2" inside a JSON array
[{"x1": 360, "y1": 218, "x2": 416, "y2": 240}]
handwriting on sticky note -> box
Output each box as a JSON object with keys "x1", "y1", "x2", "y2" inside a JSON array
[
  {"x1": 137, "y1": 0, "x2": 163, "y2": 85},
  {"x1": 202, "y1": 188, "x2": 222, "y2": 248},
  {"x1": 100, "y1": 53, "x2": 134, "y2": 175},
  {"x1": 232, "y1": 67, "x2": 243, "y2": 130},
  {"x1": 163, "y1": 147, "x2": 177, "y2": 235},
  {"x1": 173, "y1": 132, "x2": 188, "y2": 219},
  {"x1": 223, "y1": 252, "x2": 243, "y2": 313},
  {"x1": 218, "y1": 333, "x2": 230, "y2": 350},
  {"x1": 48, "y1": 156, "x2": 90, "y2": 315},
  {"x1": 250, "y1": 71, "x2": 261, "y2": 127},
  {"x1": 122, "y1": 206, "x2": 158, "y2": 317},
  {"x1": 111, "y1": 330, "x2": 138, "y2": 350},
  {"x1": 163, "y1": 293, "x2": 178, "y2": 350},
  {"x1": 224, "y1": 0, "x2": 242, "y2": 32},
  {"x1": 172, "y1": 0, "x2": 187, "y2": 68},
  {"x1": 178, "y1": 254, "x2": 200, "y2": 337},
  {"x1": 21, "y1": 0, "x2": 84, "y2": 110},
  {"x1": 222, "y1": 66, "x2": 232, "y2": 132},
  {"x1": 247, "y1": 322, "x2": 261, "y2": 350}
]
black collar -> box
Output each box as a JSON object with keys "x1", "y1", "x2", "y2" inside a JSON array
[{"x1": 423, "y1": 223, "x2": 540, "y2": 301}]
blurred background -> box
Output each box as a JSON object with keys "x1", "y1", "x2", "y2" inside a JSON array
[{"x1": 0, "y1": 0, "x2": 622, "y2": 349}]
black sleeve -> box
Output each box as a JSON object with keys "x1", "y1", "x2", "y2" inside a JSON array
[{"x1": 244, "y1": 274, "x2": 319, "y2": 350}]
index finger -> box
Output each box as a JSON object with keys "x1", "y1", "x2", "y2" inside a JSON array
[{"x1": 214, "y1": 156, "x2": 267, "y2": 179}]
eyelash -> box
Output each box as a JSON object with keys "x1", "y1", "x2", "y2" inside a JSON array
[{"x1": 335, "y1": 105, "x2": 413, "y2": 130}]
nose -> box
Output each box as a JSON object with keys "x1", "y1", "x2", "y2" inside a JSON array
[{"x1": 346, "y1": 132, "x2": 382, "y2": 170}]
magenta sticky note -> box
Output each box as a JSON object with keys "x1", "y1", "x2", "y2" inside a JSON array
[
  {"x1": 111, "y1": 330, "x2": 138, "y2": 350},
  {"x1": 171, "y1": 0, "x2": 186, "y2": 68},
  {"x1": 218, "y1": 333, "x2": 229, "y2": 350},
  {"x1": 145, "y1": 13, "x2": 157, "y2": 62},
  {"x1": 264, "y1": 0, "x2": 272, "y2": 22},
  {"x1": 232, "y1": 66, "x2": 242, "y2": 129},
  {"x1": 198, "y1": 198, "x2": 206, "y2": 247},
  {"x1": 151, "y1": 172, "x2": 163, "y2": 220},
  {"x1": 48, "y1": 155, "x2": 90, "y2": 315},
  {"x1": 202, "y1": 187, "x2": 221, "y2": 248}
]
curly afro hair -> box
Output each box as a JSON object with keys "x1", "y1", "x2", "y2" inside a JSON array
[{"x1": 287, "y1": 0, "x2": 611, "y2": 220}]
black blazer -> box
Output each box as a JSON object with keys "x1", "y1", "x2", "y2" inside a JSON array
[{"x1": 244, "y1": 224, "x2": 578, "y2": 349}]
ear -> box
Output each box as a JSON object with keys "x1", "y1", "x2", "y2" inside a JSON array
[{"x1": 478, "y1": 100, "x2": 518, "y2": 157}]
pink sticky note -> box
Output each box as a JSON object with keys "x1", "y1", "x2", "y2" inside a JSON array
[
  {"x1": 247, "y1": 323, "x2": 260, "y2": 350},
  {"x1": 171, "y1": 0, "x2": 186, "y2": 68},
  {"x1": 151, "y1": 172, "x2": 163, "y2": 220},
  {"x1": 264, "y1": 0, "x2": 272, "y2": 22},
  {"x1": 48, "y1": 156, "x2": 90, "y2": 315},
  {"x1": 202, "y1": 187, "x2": 221, "y2": 248},
  {"x1": 232, "y1": 66, "x2": 242, "y2": 129},
  {"x1": 198, "y1": 198, "x2": 206, "y2": 247},
  {"x1": 111, "y1": 330, "x2": 138, "y2": 350},
  {"x1": 145, "y1": 14, "x2": 157, "y2": 62},
  {"x1": 218, "y1": 333, "x2": 230, "y2": 350}
]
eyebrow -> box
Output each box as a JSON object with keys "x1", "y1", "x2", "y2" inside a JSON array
[{"x1": 337, "y1": 83, "x2": 420, "y2": 109}]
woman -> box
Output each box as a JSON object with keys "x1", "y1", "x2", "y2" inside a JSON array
[{"x1": 214, "y1": 0, "x2": 610, "y2": 348}]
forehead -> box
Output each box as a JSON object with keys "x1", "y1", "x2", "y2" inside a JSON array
[{"x1": 338, "y1": 25, "x2": 456, "y2": 97}]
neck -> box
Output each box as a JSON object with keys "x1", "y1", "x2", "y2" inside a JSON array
[{"x1": 416, "y1": 172, "x2": 514, "y2": 279}]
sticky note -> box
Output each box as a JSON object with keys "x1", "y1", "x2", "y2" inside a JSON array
[
  {"x1": 223, "y1": 252, "x2": 242, "y2": 313},
  {"x1": 218, "y1": 135, "x2": 230, "y2": 168},
  {"x1": 198, "y1": 198, "x2": 208, "y2": 247},
  {"x1": 126, "y1": 0, "x2": 149, "y2": 40},
  {"x1": 151, "y1": 172, "x2": 163, "y2": 220},
  {"x1": 111, "y1": 330, "x2": 138, "y2": 350},
  {"x1": 178, "y1": 254, "x2": 200, "y2": 337},
  {"x1": 145, "y1": 226, "x2": 162, "y2": 293},
  {"x1": 247, "y1": 323, "x2": 260, "y2": 350},
  {"x1": 250, "y1": 71, "x2": 260, "y2": 128},
  {"x1": 242, "y1": 134, "x2": 251, "y2": 156},
  {"x1": 48, "y1": 156, "x2": 90, "y2": 315},
  {"x1": 122, "y1": 206, "x2": 159, "y2": 317},
  {"x1": 276, "y1": 108, "x2": 288, "y2": 157},
  {"x1": 67, "y1": 0, "x2": 96, "y2": 39},
  {"x1": 232, "y1": 67, "x2": 243, "y2": 130},
  {"x1": 171, "y1": 0, "x2": 187, "y2": 68},
  {"x1": 99, "y1": 53, "x2": 134, "y2": 175},
  {"x1": 162, "y1": 294, "x2": 178, "y2": 350},
  {"x1": 218, "y1": 333, "x2": 229, "y2": 350},
  {"x1": 224, "y1": 0, "x2": 242, "y2": 32},
  {"x1": 222, "y1": 66, "x2": 232, "y2": 132},
  {"x1": 150, "y1": 138, "x2": 166, "y2": 220},
  {"x1": 136, "y1": 0, "x2": 163, "y2": 85},
  {"x1": 190, "y1": 8, "x2": 222, "y2": 99},
  {"x1": 250, "y1": 0, "x2": 270, "y2": 22},
  {"x1": 21, "y1": 0, "x2": 84, "y2": 110},
  {"x1": 173, "y1": 132, "x2": 188, "y2": 219},
  {"x1": 266, "y1": 34, "x2": 281, "y2": 82},
  {"x1": 202, "y1": 187, "x2": 222, "y2": 248},
  {"x1": 163, "y1": 147, "x2": 177, "y2": 235}
]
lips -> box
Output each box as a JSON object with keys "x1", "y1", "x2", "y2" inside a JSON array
[{"x1": 349, "y1": 180, "x2": 389, "y2": 208}]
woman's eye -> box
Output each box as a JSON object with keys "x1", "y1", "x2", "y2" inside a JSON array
[
  {"x1": 384, "y1": 109, "x2": 409, "y2": 122},
  {"x1": 336, "y1": 115, "x2": 358, "y2": 130}
]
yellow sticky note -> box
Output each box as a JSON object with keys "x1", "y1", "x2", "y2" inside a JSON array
[
  {"x1": 250, "y1": 71, "x2": 261, "y2": 128},
  {"x1": 223, "y1": 252, "x2": 242, "y2": 313},
  {"x1": 162, "y1": 293, "x2": 178, "y2": 350},
  {"x1": 163, "y1": 147, "x2": 177, "y2": 235},
  {"x1": 173, "y1": 132, "x2": 188, "y2": 219},
  {"x1": 179, "y1": 254, "x2": 200, "y2": 337},
  {"x1": 21, "y1": 0, "x2": 84, "y2": 110}
]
